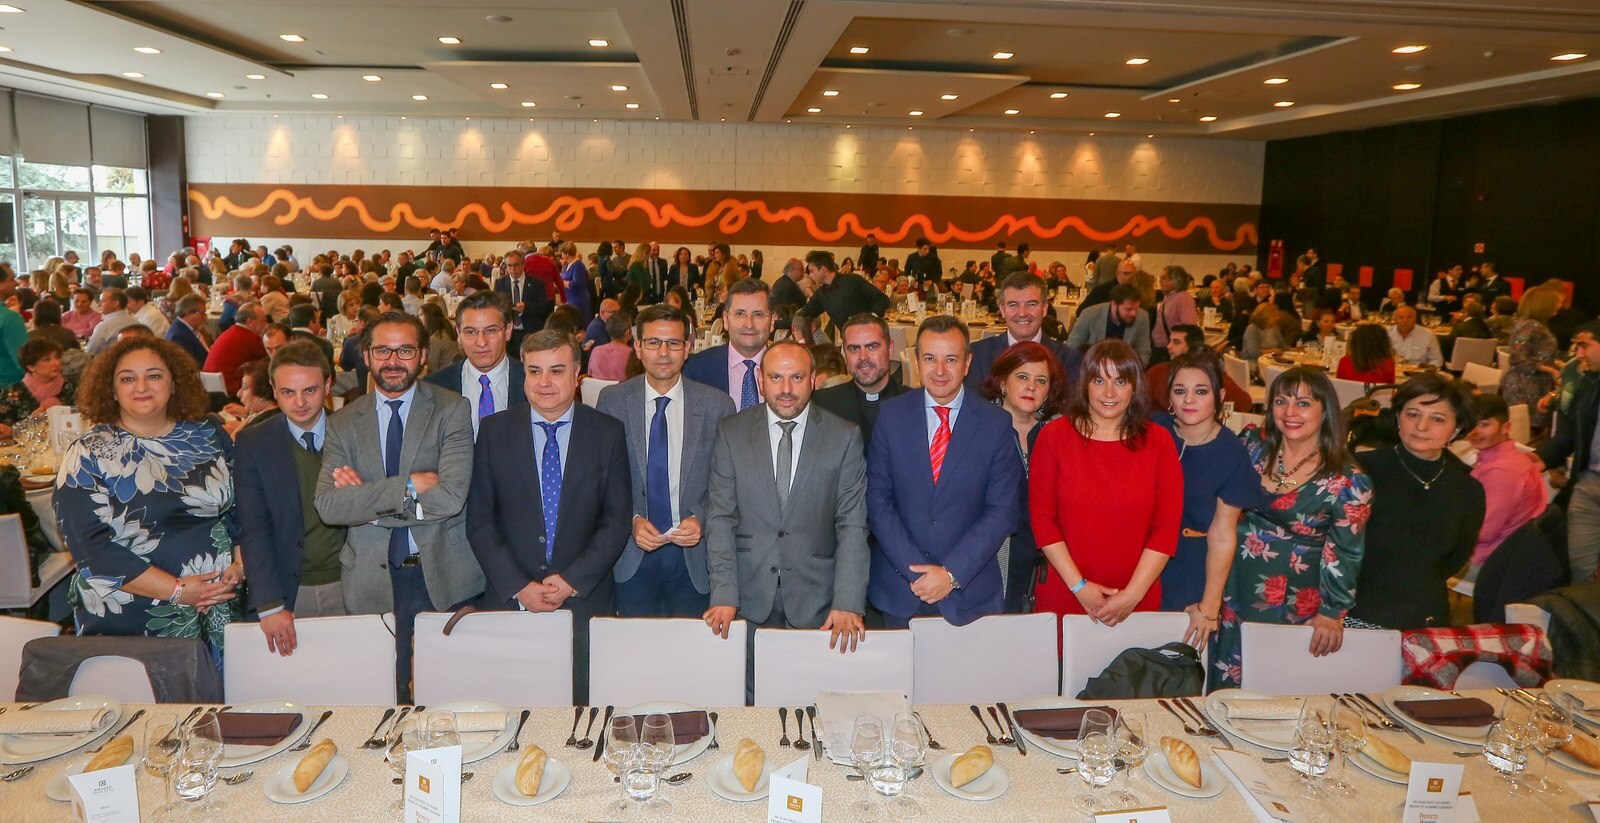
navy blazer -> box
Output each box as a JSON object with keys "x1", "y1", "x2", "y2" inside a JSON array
[
  {"x1": 865, "y1": 389, "x2": 1023, "y2": 624},
  {"x1": 166, "y1": 319, "x2": 209, "y2": 366},
  {"x1": 236, "y1": 415, "x2": 330, "y2": 614},
  {"x1": 493, "y1": 275, "x2": 553, "y2": 333},
  {"x1": 682, "y1": 344, "x2": 732, "y2": 393},
  {"x1": 963, "y1": 333, "x2": 1083, "y2": 396},
  {"x1": 424, "y1": 357, "x2": 527, "y2": 407},
  {"x1": 466, "y1": 402, "x2": 631, "y2": 617}
]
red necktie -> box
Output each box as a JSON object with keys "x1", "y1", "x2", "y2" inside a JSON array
[{"x1": 930, "y1": 406, "x2": 952, "y2": 484}]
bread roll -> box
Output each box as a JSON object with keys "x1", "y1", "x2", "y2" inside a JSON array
[
  {"x1": 292, "y1": 739, "x2": 337, "y2": 793},
  {"x1": 515, "y1": 743, "x2": 548, "y2": 796},
  {"x1": 1360, "y1": 733, "x2": 1412, "y2": 775},
  {"x1": 84, "y1": 736, "x2": 133, "y2": 772},
  {"x1": 949, "y1": 744, "x2": 994, "y2": 789},
  {"x1": 1159, "y1": 736, "x2": 1202, "y2": 788},
  {"x1": 1560, "y1": 729, "x2": 1600, "y2": 768},
  {"x1": 732, "y1": 738, "x2": 765, "y2": 792}
]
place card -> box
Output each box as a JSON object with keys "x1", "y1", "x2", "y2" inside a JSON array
[
  {"x1": 1094, "y1": 805, "x2": 1172, "y2": 823},
  {"x1": 67, "y1": 763, "x2": 139, "y2": 822},
  {"x1": 767, "y1": 756, "x2": 821, "y2": 823},
  {"x1": 405, "y1": 744, "x2": 462, "y2": 823},
  {"x1": 1403, "y1": 762, "x2": 1464, "y2": 823},
  {"x1": 1212, "y1": 750, "x2": 1303, "y2": 823}
]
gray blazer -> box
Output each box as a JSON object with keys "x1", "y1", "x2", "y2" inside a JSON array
[
  {"x1": 705, "y1": 403, "x2": 869, "y2": 628},
  {"x1": 597, "y1": 375, "x2": 736, "y2": 593},
  {"x1": 1066, "y1": 301, "x2": 1153, "y2": 365},
  {"x1": 314, "y1": 381, "x2": 484, "y2": 614}
]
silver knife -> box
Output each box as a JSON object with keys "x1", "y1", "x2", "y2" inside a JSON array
[
  {"x1": 996, "y1": 703, "x2": 1026, "y2": 756},
  {"x1": 807, "y1": 705, "x2": 821, "y2": 762},
  {"x1": 1356, "y1": 693, "x2": 1425, "y2": 744}
]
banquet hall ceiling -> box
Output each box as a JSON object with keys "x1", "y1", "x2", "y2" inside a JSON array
[{"x1": 0, "y1": 0, "x2": 1598, "y2": 139}]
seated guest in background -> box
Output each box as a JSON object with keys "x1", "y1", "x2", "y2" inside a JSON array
[
  {"x1": 1387, "y1": 306, "x2": 1444, "y2": 367},
  {"x1": 1240, "y1": 303, "x2": 1282, "y2": 360},
  {"x1": 1337, "y1": 285, "x2": 1365, "y2": 322},
  {"x1": 586, "y1": 312, "x2": 634, "y2": 381},
  {"x1": 85, "y1": 288, "x2": 137, "y2": 356},
  {"x1": 259, "y1": 274, "x2": 291, "y2": 323},
  {"x1": 238, "y1": 341, "x2": 347, "y2": 656},
  {"x1": 703, "y1": 341, "x2": 868, "y2": 653},
  {"x1": 965, "y1": 272, "x2": 1083, "y2": 396},
  {"x1": 116, "y1": 324, "x2": 154, "y2": 344},
  {"x1": 1464, "y1": 393, "x2": 1547, "y2": 582},
  {"x1": 813, "y1": 313, "x2": 907, "y2": 450},
  {"x1": 1031, "y1": 339, "x2": 1181, "y2": 626},
  {"x1": 61, "y1": 288, "x2": 101, "y2": 341},
  {"x1": 1146, "y1": 325, "x2": 1253, "y2": 415},
  {"x1": 1195, "y1": 278, "x2": 1234, "y2": 324},
  {"x1": 423, "y1": 291, "x2": 523, "y2": 439},
  {"x1": 583, "y1": 299, "x2": 620, "y2": 354},
  {"x1": 599, "y1": 305, "x2": 735, "y2": 618},
  {"x1": 54, "y1": 337, "x2": 242, "y2": 654},
  {"x1": 467, "y1": 331, "x2": 630, "y2": 703},
  {"x1": 1067, "y1": 284, "x2": 1153, "y2": 365},
  {"x1": 1452, "y1": 298, "x2": 1492, "y2": 340},
  {"x1": 1350, "y1": 374, "x2": 1483, "y2": 630},
  {"x1": 978, "y1": 341, "x2": 1068, "y2": 612},
  {"x1": 683, "y1": 277, "x2": 773, "y2": 410},
  {"x1": 1486, "y1": 295, "x2": 1519, "y2": 344},
  {"x1": 205, "y1": 302, "x2": 269, "y2": 396},
  {"x1": 327, "y1": 294, "x2": 361, "y2": 343},
  {"x1": 221, "y1": 360, "x2": 277, "y2": 438},
  {"x1": 420, "y1": 302, "x2": 461, "y2": 370},
  {"x1": 125, "y1": 286, "x2": 169, "y2": 338},
  {"x1": 286, "y1": 303, "x2": 336, "y2": 367},
  {"x1": 1302, "y1": 309, "x2": 1340, "y2": 349},
  {"x1": 1379, "y1": 287, "x2": 1407, "y2": 314},
  {"x1": 165, "y1": 297, "x2": 211, "y2": 367},
  {"x1": 261, "y1": 324, "x2": 290, "y2": 361},
  {"x1": 867, "y1": 316, "x2": 1023, "y2": 627},
  {"x1": 30, "y1": 299, "x2": 82, "y2": 354},
  {"x1": 0, "y1": 338, "x2": 76, "y2": 437},
  {"x1": 1338, "y1": 323, "x2": 1397, "y2": 384},
  {"x1": 338, "y1": 306, "x2": 381, "y2": 393}
]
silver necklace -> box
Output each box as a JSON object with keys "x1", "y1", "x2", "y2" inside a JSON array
[
  {"x1": 1393, "y1": 444, "x2": 1446, "y2": 490},
  {"x1": 1175, "y1": 422, "x2": 1221, "y2": 461}
]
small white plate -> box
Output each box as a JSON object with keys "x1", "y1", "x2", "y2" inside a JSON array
[
  {"x1": 930, "y1": 752, "x2": 1009, "y2": 801},
  {"x1": 1546, "y1": 680, "x2": 1600, "y2": 727},
  {"x1": 0, "y1": 695, "x2": 121, "y2": 765},
  {"x1": 1142, "y1": 746, "x2": 1224, "y2": 798},
  {"x1": 423, "y1": 700, "x2": 514, "y2": 764},
  {"x1": 492, "y1": 757, "x2": 571, "y2": 807},
  {"x1": 1008, "y1": 695, "x2": 1104, "y2": 760},
  {"x1": 1348, "y1": 749, "x2": 1408, "y2": 785},
  {"x1": 1203, "y1": 690, "x2": 1297, "y2": 752},
  {"x1": 704, "y1": 752, "x2": 772, "y2": 802},
  {"x1": 1551, "y1": 748, "x2": 1600, "y2": 776},
  {"x1": 263, "y1": 752, "x2": 348, "y2": 804},
  {"x1": 620, "y1": 701, "x2": 713, "y2": 767},
  {"x1": 1380, "y1": 686, "x2": 1494, "y2": 746},
  {"x1": 45, "y1": 754, "x2": 93, "y2": 802},
  {"x1": 218, "y1": 699, "x2": 315, "y2": 769}
]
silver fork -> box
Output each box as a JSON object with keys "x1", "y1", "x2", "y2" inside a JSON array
[
  {"x1": 506, "y1": 710, "x2": 531, "y2": 754},
  {"x1": 708, "y1": 711, "x2": 721, "y2": 751},
  {"x1": 220, "y1": 770, "x2": 255, "y2": 785},
  {"x1": 360, "y1": 707, "x2": 399, "y2": 749},
  {"x1": 987, "y1": 706, "x2": 1015, "y2": 746},
  {"x1": 291, "y1": 710, "x2": 335, "y2": 752},
  {"x1": 913, "y1": 711, "x2": 944, "y2": 750},
  {"x1": 1179, "y1": 698, "x2": 1221, "y2": 736},
  {"x1": 1158, "y1": 699, "x2": 1199, "y2": 735}
]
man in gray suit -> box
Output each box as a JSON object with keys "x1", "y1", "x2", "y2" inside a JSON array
[
  {"x1": 598, "y1": 305, "x2": 736, "y2": 617},
  {"x1": 704, "y1": 341, "x2": 870, "y2": 655},
  {"x1": 315, "y1": 311, "x2": 482, "y2": 702},
  {"x1": 1066, "y1": 283, "x2": 1153, "y2": 365}
]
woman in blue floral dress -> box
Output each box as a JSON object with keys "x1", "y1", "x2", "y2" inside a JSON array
[
  {"x1": 1210, "y1": 367, "x2": 1373, "y2": 690},
  {"x1": 54, "y1": 337, "x2": 242, "y2": 655}
]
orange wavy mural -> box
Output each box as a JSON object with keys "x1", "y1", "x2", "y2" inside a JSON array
[{"x1": 187, "y1": 184, "x2": 1259, "y2": 255}]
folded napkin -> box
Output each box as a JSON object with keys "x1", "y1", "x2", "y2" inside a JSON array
[
  {"x1": 0, "y1": 707, "x2": 110, "y2": 737},
  {"x1": 626, "y1": 711, "x2": 709, "y2": 745},
  {"x1": 815, "y1": 690, "x2": 912, "y2": 763},
  {"x1": 1011, "y1": 706, "x2": 1120, "y2": 740},
  {"x1": 1394, "y1": 697, "x2": 1497, "y2": 728},
  {"x1": 1218, "y1": 697, "x2": 1304, "y2": 722},
  {"x1": 216, "y1": 712, "x2": 303, "y2": 747},
  {"x1": 422, "y1": 711, "x2": 506, "y2": 735}
]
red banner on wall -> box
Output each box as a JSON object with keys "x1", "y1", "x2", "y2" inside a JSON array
[
  {"x1": 1393, "y1": 269, "x2": 1414, "y2": 292},
  {"x1": 1267, "y1": 239, "x2": 1284, "y2": 279},
  {"x1": 1508, "y1": 277, "x2": 1525, "y2": 300},
  {"x1": 1326, "y1": 263, "x2": 1343, "y2": 282},
  {"x1": 1358, "y1": 266, "x2": 1374, "y2": 287}
]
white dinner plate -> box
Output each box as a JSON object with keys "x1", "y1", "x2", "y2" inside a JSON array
[
  {"x1": 620, "y1": 701, "x2": 714, "y2": 767},
  {"x1": 930, "y1": 752, "x2": 1008, "y2": 801},
  {"x1": 0, "y1": 695, "x2": 121, "y2": 765},
  {"x1": 424, "y1": 700, "x2": 514, "y2": 764},
  {"x1": 492, "y1": 757, "x2": 571, "y2": 806},
  {"x1": 45, "y1": 754, "x2": 93, "y2": 802},
  {"x1": 263, "y1": 752, "x2": 349, "y2": 804},
  {"x1": 1008, "y1": 695, "x2": 1105, "y2": 760},
  {"x1": 1381, "y1": 686, "x2": 1494, "y2": 746},
  {"x1": 1349, "y1": 749, "x2": 1408, "y2": 785},
  {"x1": 1142, "y1": 745, "x2": 1224, "y2": 798},
  {"x1": 218, "y1": 699, "x2": 315, "y2": 769},
  {"x1": 1203, "y1": 690, "x2": 1297, "y2": 752},
  {"x1": 1546, "y1": 680, "x2": 1600, "y2": 728},
  {"x1": 705, "y1": 751, "x2": 772, "y2": 802}
]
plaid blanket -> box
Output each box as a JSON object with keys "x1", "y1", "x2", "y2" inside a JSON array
[{"x1": 1401, "y1": 623, "x2": 1553, "y2": 689}]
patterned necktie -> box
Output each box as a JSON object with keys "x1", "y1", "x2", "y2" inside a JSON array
[
  {"x1": 739, "y1": 360, "x2": 758, "y2": 411},
  {"x1": 535, "y1": 420, "x2": 567, "y2": 564},
  {"x1": 929, "y1": 405, "x2": 952, "y2": 485},
  {"x1": 300, "y1": 431, "x2": 318, "y2": 454},
  {"x1": 477, "y1": 374, "x2": 495, "y2": 421},
  {"x1": 646, "y1": 396, "x2": 672, "y2": 531},
  {"x1": 385, "y1": 399, "x2": 410, "y2": 568},
  {"x1": 776, "y1": 420, "x2": 797, "y2": 511}
]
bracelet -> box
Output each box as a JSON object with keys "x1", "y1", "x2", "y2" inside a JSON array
[
  {"x1": 1069, "y1": 577, "x2": 1088, "y2": 594},
  {"x1": 169, "y1": 580, "x2": 185, "y2": 606}
]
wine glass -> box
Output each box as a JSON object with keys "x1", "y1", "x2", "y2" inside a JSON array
[
  {"x1": 174, "y1": 712, "x2": 225, "y2": 816},
  {"x1": 422, "y1": 710, "x2": 459, "y2": 750},
  {"x1": 635, "y1": 713, "x2": 675, "y2": 814},
  {"x1": 1484, "y1": 720, "x2": 1534, "y2": 795},
  {"x1": 1112, "y1": 711, "x2": 1149, "y2": 806},
  {"x1": 1289, "y1": 697, "x2": 1334, "y2": 799},
  {"x1": 385, "y1": 718, "x2": 418, "y2": 813},
  {"x1": 601, "y1": 714, "x2": 639, "y2": 819},
  {"x1": 1074, "y1": 709, "x2": 1118, "y2": 815},
  {"x1": 1327, "y1": 699, "x2": 1366, "y2": 798},
  {"x1": 849, "y1": 716, "x2": 884, "y2": 821},
  {"x1": 142, "y1": 714, "x2": 182, "y2": 822},
  {"x1": 877, "y1": 715, "x2": 924, "y2": 818},
  {"x1": 1527, "y1": 696, "x2": 1572, "y2": 794}
]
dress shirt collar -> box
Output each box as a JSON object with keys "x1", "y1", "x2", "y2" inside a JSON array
[
  {"x1": 727, "y1": 344, "x2": 766, "y2": 370},
  {"x1": 926, "y1": 386, "x2": 965, "y2": 413},
  {"x1": 766, "y1": 403, "x2": 810, "y2": 431},
  {"x1": 533, "y1": 400, "x2": 576, "y2": 427},
  {"x1": 285, "y1": 412, "x2": 327, "y2": 450},
  {"x1": 646, "y1": 375, "x2": 685, "y2": 404},
  {"x1": 462, "y1": 355, "x2": 510, "y2": 388},
  {"x1": 375, "y1": 383, "x2": 418, "y2": 414},
  {"x1": 1007, "y1": 330, "x2": 1043, "y2": 347}
]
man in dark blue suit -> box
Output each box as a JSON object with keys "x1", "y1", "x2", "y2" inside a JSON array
[
  {"x1": 681, "y1": 277, "x2": 772, "y2": 411},
  {"x1": 466, "y1": 329, "x2": 632, "y2": 703},
  {"x1": 964, "y1": 272, "x2": 1083, "y2": 394},
  {"x1": 165, "y1": 294, "x2": 210, "y2": 366},
  {"x1": 236, "y1": 340, "x2": 348, "y2": 655},
  {"x1": 493, "y1": 250, "x2": 552, "y2": 351},
  {"x1": 867, "y1": 315, "x2": 1023, "y2": 628},
  {"x1": 423, "y1": 291, "x2": 524, "y2": 439}
]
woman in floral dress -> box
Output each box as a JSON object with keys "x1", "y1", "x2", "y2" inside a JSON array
[
  {"x1": 54, "y1": 337, "x2": 242, "y2": 657},
  {"x1": 1501, "y1": 287, "x2": 1559, "y2": 429},
  {"x1": 1210, "y1": 366, "x2": 1373, "y2": 690}
]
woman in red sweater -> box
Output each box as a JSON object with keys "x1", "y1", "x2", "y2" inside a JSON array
[
  {"x1": 1030, "y1": 339, "x2": 1183, "y2": 625},
  {"x1": 1336, "y1": 323, "x2": 1396, "y2": 384}
]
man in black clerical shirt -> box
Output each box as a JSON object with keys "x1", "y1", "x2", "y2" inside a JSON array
[{"x1": 813, "y1": 313, "x2": 906, "y2": 451}]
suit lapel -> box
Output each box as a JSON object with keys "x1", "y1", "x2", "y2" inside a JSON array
[
  {"x1": 266, "y1": 418, "x2": 305, "y2": 533},
  {"x1": 744, "y1": 409, "x2": 782, "y2": 516},
  {"x1": 679, "y1": 385, "x2": 706, "y2": 500},
  {"x1": 553, "y1": 405, "x2": 587, "y2": 545},
  {"x1": 936, "y1": 398, "x2": 981, "y2": 489},
  {"x1": 398, "y1": 384, "x2": 434, "y2": 473},
  {"x1": 623, "y1": 380, "x2": 647, "y2": 473},
  {"x1": 781, "y1": 407, "x2": 825, "y2": 524},
  {"x1": 512, "y1": 405, "x2": 547, "y2": 540},
  {"x1": 351, "y1": 396, "x2": 384, "y2": 480}
]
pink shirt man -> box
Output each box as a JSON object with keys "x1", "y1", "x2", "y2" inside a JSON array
[
  {"x1": 1469, "y1": 440, "x2": 1547, "y2": 568},
  {"x1": 587, "y1": 341, "x2": 632, "y2": 381},
  {"x1": 61, "y1": 308, "x2": 102, "y2": 340}
]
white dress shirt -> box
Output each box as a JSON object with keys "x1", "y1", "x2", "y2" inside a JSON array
[
  {"x1": 135, "y1": 303, "x2": 169, "y2": 337},
  {"x1": 645, "y1": 377, "x2": 686, "y2": 527},
  {"x1": 461, "y1": 356, "x2": 511, "y2": 435},
  {"x1": 374, "y1": 384, "x2": 419, "y2": 557},
  {"x1": 924, "y1": 387, "x2": 965, "y2": 448},
  {"x1": 1387, "y1": 325, "x2": 1443, "y2": 367},
  {"x1": 766, "y1": 404, "x2": 809, "y2": 488}
]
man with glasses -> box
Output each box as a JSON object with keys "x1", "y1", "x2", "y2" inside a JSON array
[
  {"x1": 683, "y1": 277, "x2": 773, "y2": 410},
  {"x1": 316, "y1": 312, "x2": 482, "y2": 702},
  {"x1": 424, "y1": 291, "x2": 525, "y2": 438},
  {"x1": 598, "y1": 305, "x2": 736, "y2": 617},
  {"x1": 494, "y1": 250, "x2": 552, "y2": 351}
]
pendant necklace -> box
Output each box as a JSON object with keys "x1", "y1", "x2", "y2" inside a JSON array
[
  {"x1": 1272, "y1": 447, "x2": 1320, "y2": 492},
  {"x1": 1393, "y1": 444, "x2": 1446, "y2": 490}
]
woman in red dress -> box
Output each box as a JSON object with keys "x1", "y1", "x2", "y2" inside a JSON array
[{"x1": 1030, "y1": 338, "x2": 1183, "y2": 624}]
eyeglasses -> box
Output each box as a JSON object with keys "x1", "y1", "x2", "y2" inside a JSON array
[
  {"x1": 459, "y1": 326, "x2": 505, "y2": 340},
  {"x1": 368, "y1": 345, "x2": 421, "y2": 361},
  {"x1": 640, "y1": 338, "x2": 687, "y2": 352}
]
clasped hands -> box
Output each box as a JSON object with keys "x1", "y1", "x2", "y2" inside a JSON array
[
  {"x1": 631, "y1": 516, "x2": 702, "y2": 551},
  {"x1": 1074, "y1": 580, "x2": 1143, "y2": 627},
  {"x1": 515, "y1": 574, "x2": 576, "y2": 612}
]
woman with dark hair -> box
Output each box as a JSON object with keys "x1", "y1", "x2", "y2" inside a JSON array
[
  {"x1": 1155, "y1": 351, "x2": 1266, "y2": 649},
  {"x1": 1029, "y1": 339, "x2": 1182, "y2": 624},
  {"x1": 420, "y1": 302, "x2": 461, "y2": 370},
  {"x1": 28, "y1": 298, "x2": 81, "y2": 352},
  {"x1": 1337, "y1": 323, "x2": 1396, "y2": 384},
  {"x1": 0, "y1": 338, "x2": 77, "y2": 432},
  {"x1": 1211, "y1": 366, "x2": 1373, "y2": 689},
  {"x1": 671, "y1": 247, "x2": 701, "y2": 301},
  {"x1": 979, "y1": 342, "x2": 1069, "y2": 612},
  {"x1": 1349, "y1": 374, "x2": 1484, "y2": 630}
]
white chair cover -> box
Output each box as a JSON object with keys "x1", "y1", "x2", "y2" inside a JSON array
[
  {"x1": 1329, "y1": 376, "x2": 1369, "y2": 410},
  {"x1": 224, "y1": 614, "x2": 397, "y2": 706},
  {"x1": 1453, "y1": 661, "x2": 1519, "y2": 689},
  {"x1": 413, "y1": 611, "x2": 573, "y2": 706},
  {"x1": 1462, "y1": 362, "x2": 1503, "y2": 393},
  {"x1": 1505, "y1": 603, "x2": 1551, "y2": 633},
  {"x1": 580, "y1": 377, "x2": 619, "y2": 407},
  {"x1": 69, "y1": 657, "x2": 156, "y2": 704},
  {"x1": 1061, "y1": 613, "x2": 1190, "y2": 699},
  {"x1": 754, "y1": 628, "x2": 912, "y2": 707},
  {"x1": 910, "y1": 614, "x2": 1057, "y2": 703},
  {"x1": 199, "y1": 372, "x2": 226, "y2": 393},
  {"x1": 1239, "y1": 622, "x2": 1402, "y2": 695},
  {"x1": 1508, "y1": 404, "x2": 1532, "y2": 445},
  {"x1": 1448, "y1": 337, "x2": 1499, "y2": 372},
  {"x1": 589, "y1": 618, "x2": 746, "y2": 707},
  {"x1": 0, "y1": 615, "x2": 59, "y2": 700},
  {"x1": 0, "y1": 514, "x2": 71, "y2": 609}
]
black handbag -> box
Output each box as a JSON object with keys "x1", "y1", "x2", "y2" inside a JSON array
[{"x1": 1076, "y1": 641, "x2": 1205, "y2": 700}]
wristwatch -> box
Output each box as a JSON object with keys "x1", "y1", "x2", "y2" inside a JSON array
[
  {"x1": 169, "y1": 580, "x2": 185, "y2": 606},
  {"x1": 946, "y1": 569, "x2": 960, "y2": 590}
]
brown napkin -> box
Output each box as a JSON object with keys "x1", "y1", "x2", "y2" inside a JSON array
[
  {"x1": 627, "y1": 710, "x2": 709, "y2": 745},
  {"x1": 216, "y1": 712, "x2": 303, "y2": 746},
  {"x1": 1394, "y1": 698, "x2": 1497, "y2": 728},
  {"x1": 1012, "y1": 707, "x2": 1119, "y2": 740}
]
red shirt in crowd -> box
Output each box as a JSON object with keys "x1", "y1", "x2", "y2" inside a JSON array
[
  {"x1": 1336, "y1": 355, "x2": 1395, "y2": 384},
  {"x1": 203, "y1": 324, "x2": 267, "y2": 395}
]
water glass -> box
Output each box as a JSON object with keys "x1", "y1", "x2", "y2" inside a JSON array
[
  {"x1": 174, "y1": 712, "x2": 225, "y2": 815},
  {"x1": 1289, "y1": 699, "x2": 1335, "y2": 799},
  {"x1": 1113, "y1": 711, "x2": 1149, "y2": 806},
  {"x1": 422, "y1": 710, "x2": 459, "y2": 750},
  {"x1": 1527, "y1": 696, "x2": 1572, "y2": 795},
  {"x1": 385, "y1": 719, "x2": 418, "y2": 813},
  {"x1": 601, "y1": 714, "x2": 639, "y2": 819},
  {"x1": 636, "y1": 713, "x2": 676, "y2": 814},
  {"x1": 1483, "y1": 720, "x2": 1534, "y2": 795},
  {"x1": 1074, "y1": 710, "x2": 1118, "y2": 815},
  {"x1": 1328, "y1": 699, "x2": 1366, "y2": 798},
  {"x1": 849, "y1": 716, "x2": 884, "y2": 821},
  {"x1": 878, "y1": 718, "x2": 924, "y2": 818}
]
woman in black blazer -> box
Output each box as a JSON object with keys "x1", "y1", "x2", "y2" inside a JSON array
[{"x1": 672, "y1": 246, "x2": 702, "y2": 302}]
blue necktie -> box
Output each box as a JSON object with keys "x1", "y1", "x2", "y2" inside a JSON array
[
  {"x1": 477, "y1": 374, "x2": 495, "y2": 421},
  {"x1": 384, "y1": 399, "x2": 410, "y2": 568},
  {"x1": 739, "y1": 360, "x2": 758, "y2": 411},
  {"x1": 646, "y1": 396, "x2": 672, "y2": 531},
  {"x1": 536, "y1": 420, "x2": 566, "y2": 564},
  {"x1": 300, "y1": 431, "x2": 318, "y2": 454}
]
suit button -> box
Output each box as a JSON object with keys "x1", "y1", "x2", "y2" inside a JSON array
[
  {"x1": 777, "y1": 531, "x2": 786, "y2": 538},
  {"x1": 537, "y1": 536, "x2": 546, "y2": 544},
  {"x1": 770, "y1": 566, "x2": 778, "y2": 573},
  {"x1": 928, "y1": 518, "x2": 937, "y2": 525}
]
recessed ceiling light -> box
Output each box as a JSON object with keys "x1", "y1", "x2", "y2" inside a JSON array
[
  {"x1": 806, "y1": 107, "x2": 821, "y2": 113},
  {"x1": 1392, "y1": 44, "x2": 1427, "y2": 54},
  {"x1": 1274, "y1": 100, "x2": 1295, "y2": 107},
  {"x1": 1104, "y1": 112, "x2": 1121, "y2": 118},
  {"x1": 412, "y1": 94, "x2": 428, "y2": 101},
  {"x1": 1049, "y1": 92, "x2": 1068, "y2": 99},
  {"x1": 438, "y1": 36, "x2": 461, "y2": 45},
  {"x1": 122, "y1": 71, "x2": 143, "y2": 78},
  {"x1": 311, "y1": 93, "x2": 328, "y2": 99},
  {"x1": 1167, "y1": 98, "x2": 1181, "y2": 103},
  {"x1": 821, "y1": 89, "x2": 839, "y2": 97},
  {"x1": 992, "y1": 51, "x2": 1014, "y2": 60},
  {"x1": 611, "y1": 84, "x2": 629, "y2": 92},
  {"x1": 246, "y1": 73, "x2": 266, "y2": 80},
  {"x1": 205, "y1": 92, "x2": 224, "y2": 98},
  {"x1": 400, "y1": 116, "x2": 406, "y2": 120},
  {"x1": 0, "y1": 6, "x2": 24, "y2": 13},
  {"x1": 1147, "y1": 134, "x2": 1154, "y2": 138},
  {"x1": 849, "y1": 46, "x2": 869, "y2": 54},
  {"x1": 1393, "y1": 82, "x2": 1422, "y2": 91},
  {"x1": 1264, "y1": 77, "x2": 1289, "y2": 85},
  {"x1": 1200, "y1": 115, "x2": 1218, "y2": 122},
  {"x1": 1552, "y1": 52, "x2": 1588, "y2": 61},
  {"x1": 1003, "y1": 109, "x2": 1020, "y2": 115},
  {"x1": 1089, "y1": 132, "x2": 1096, "y2": 136},
  {"x1": 588, "y1": 39, "x2": 609, "y2": 47},
  {"x1": 278, "y1": 34, "x2": 304, "y2": 43},
  {"x1": 909, "y1": 110, "x2": 924, "y2": 116},
  {"x1": 489, "y1": 83, "x2": 508, "y2": 90},
  {"x1": 363, "y1": 75, "x2": 382, "y2": 82},
  {"x1": 1125, "y1": 57, "x2": 1149, "y2": 65},
  {"x1": 133, "y1": 47, "x2": 161, "y2": 55},
  {"x1": 940, "y1": 93, "x2": 958, "y2": 101},
  {"x1": 625, "y1": 102, "x2": 639, "y2": 109},
  {"x1": 521, "y1": 101, "x2": 536, "y2": 107}
]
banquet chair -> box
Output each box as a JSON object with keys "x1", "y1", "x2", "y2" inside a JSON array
[
  {"x1": 909, "y1": 614, "x2": 1057, "y2": 703},
  {"x1": 413, "y1": 610, "x2": 572, "y2": 706},
  {"x1": 1222, "y1": 353, "x2": 1264, "y2": 409},
  {"x1": 1239, "y1": 622, "x2": 1402, "y2": 694},
  {"x1": 0, "y1": 615, "x2": 59, "y2": 700},
  {"x1": 1461, "y1": 363, "x2": 1503, "y2": 393},
  {"x1": 69, "y1": 656, "x2": 157, "y2": 704},
  {"x1": 1447, "y1": 337, "x2": 1499, "y2": 373},
  {"x1": 753, "y1": 628, "x2": 912, "y2": 707},
  {"x1": 1261, "y1": 363, "x2": 1287, "y2": 392},
  {"x1": 580, "y1": 376, "x2": 618, "y2": 407},
  {"x1": 899, "y1": 349, "x2": 922, "y2": 388},
  {"x1": 1497, "y1": 348, "x2": 1511, "y2": 372},
  {"x1": 1453, "y1": 661, "x2": 1519, "y2": 689},
  {"x1": 18, "y1": 636, "x2": 220, "y2": 703},
  {"x1": 199, "y1": 371, "x2": 227, "y2": 394},
  {"x1": 1505, "y1": 603, "x2": 1551, "y2": 634},
  {"x1": 1329, "y1": 377, "x2": 1368, "y2": 411},
  {"x1": 1508, "y1": 404, "x2": 1532, "y2": 445},
  {"x1": 1224, "y1": 412, "x2": 1265, "y2": 434},
  {"x1": 0, "y1": 513, "x2": 71, "y2": 610},
  {"x1": 588, "y1": 618, "x2": 746, "y2": 707},
  {"x1": 224, "y1": 614, "x2": 397, "y2": 705},
  {"x1": 1061, "y1": 613, "x2": 1190, "y2": 699}
]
